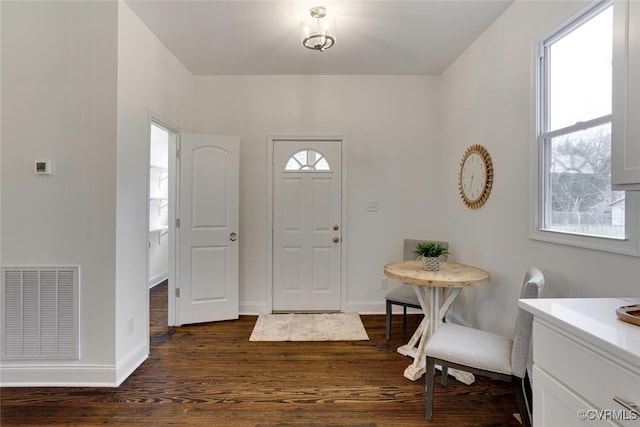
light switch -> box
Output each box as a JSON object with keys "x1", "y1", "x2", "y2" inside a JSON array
[{"x1": 34, "y1": 160, "x2": 55, "y2": 175}]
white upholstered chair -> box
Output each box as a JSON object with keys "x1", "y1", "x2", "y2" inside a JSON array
[
  {"x1": 385, "y1": 239, "x2": 448, "y2": 340},
  {"x1": 424, "y1": 267, "x2": 545, "y2": 427}
]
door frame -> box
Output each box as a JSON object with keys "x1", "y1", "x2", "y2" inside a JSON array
[
  {"x1": 146, "y1": 112, "x2": 181, "y2": 327},
  {"x1": 266, "y1": 135, "x2": 348, "y2": 313}
]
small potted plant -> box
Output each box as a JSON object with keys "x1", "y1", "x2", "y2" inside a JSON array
[{"x1": 413, "y1": 241, "x2": 449, "y2": 271}]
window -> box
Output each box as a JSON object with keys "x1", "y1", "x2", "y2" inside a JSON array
[
  {"x1": 285, "y1": 149, "x2": 330, "y2": 171},
  {"x1": 535, "y1": 1, "x2": 633, "y2": 249}
]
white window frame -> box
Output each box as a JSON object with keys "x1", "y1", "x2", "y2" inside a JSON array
[{"x1": 530, "y1": 0, "x2": 640, "y2": 257}]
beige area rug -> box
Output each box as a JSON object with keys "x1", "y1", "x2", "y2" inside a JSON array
[{"x1": 249, "y1": 312, "x2": 369, "y2": 342}]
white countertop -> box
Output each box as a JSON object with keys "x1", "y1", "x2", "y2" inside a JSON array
[{"x1": 519, "y1": 297, "x2": 640, "y2": 369}]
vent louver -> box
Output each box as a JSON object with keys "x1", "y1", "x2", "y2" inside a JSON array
[{"x1": 1, "y1": 267, "x2": 79, "y2": 359}]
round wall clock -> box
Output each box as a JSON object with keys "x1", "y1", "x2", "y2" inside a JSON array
[{"x1": 458, "y1": 144, "x2": 493, "y2": 209}]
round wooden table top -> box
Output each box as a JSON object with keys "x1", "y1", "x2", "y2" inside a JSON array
[{"x1": 384, "y1": 260, "x2": 490, "y2": 288}]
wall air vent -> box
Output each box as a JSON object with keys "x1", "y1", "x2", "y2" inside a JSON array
[{"x1": 1, "y1": 267, "x2": 79, "y2": 359}]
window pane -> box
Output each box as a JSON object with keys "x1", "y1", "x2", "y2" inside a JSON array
[
  {"x1": 548, "y1": 6, "x2": 612, "y2": 131},
  {"x1": 285, "y1": 157, "x2": 302, "y2": 170},
  {"x1": 294, "y1": 150, "x2": 308, "y2": 165},
  {"x1": 284, "y1": 150, "x2": 331, "y2": 171},
  {"x1": 314, "y1": 157, "x2": 330, "y2": 170},
  {"x1": 546, "y1": 122, "x2": 624, "y2": 238}
]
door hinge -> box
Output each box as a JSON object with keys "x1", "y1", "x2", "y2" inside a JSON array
[
  {"x1": 176, "y1": 218, "x2": 180, "y2": 228},
  {"x1": 175, "y1": 288, "x2": 180, "y2": 298},
  {"x1": 176, "y1": 148, "x2": 181, "y2": 160}
]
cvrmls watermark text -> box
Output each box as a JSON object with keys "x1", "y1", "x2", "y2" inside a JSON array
[{"x1": 577, "y1": 409, "x2": 639, "y2": 421}]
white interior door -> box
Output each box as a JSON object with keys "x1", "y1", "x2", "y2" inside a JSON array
[
  {"x1": 176, "y1": 133, "x2": 239, "y2": 325},
  {"x1": 272, "y1": 140, "x2": 342, "y2": 312}
]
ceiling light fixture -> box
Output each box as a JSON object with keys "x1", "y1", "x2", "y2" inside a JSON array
[{"x1": 301, "y1": 6, "x2": 336, "y2": 52}]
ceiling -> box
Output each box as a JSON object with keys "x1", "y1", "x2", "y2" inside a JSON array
[{"x1": 124, "y1": 0, "x2": 513, "y2": 76}]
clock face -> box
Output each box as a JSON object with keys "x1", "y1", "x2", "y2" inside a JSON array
[
  {"x1": 458, "y1": 145, "x2": 493, "y2": 209},
  {"x1": 461, "y1": 153, "x2": 487, "y2": 202}
]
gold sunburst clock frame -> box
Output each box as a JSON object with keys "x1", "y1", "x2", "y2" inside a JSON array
[{"x1": 458, "y1": 144, "x2": 493, "y2": 209}]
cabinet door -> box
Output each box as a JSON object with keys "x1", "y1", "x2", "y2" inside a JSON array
[
  {"x1": 533, "y1": 367, "x2": 614, "y2": 426},
  {"x1": 612, "y1": 0, "x2": 640, "y2": 189}
]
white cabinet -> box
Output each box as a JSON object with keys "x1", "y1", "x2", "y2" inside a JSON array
[
  {"x1": 533, "y1": 367, "x2": 605, "y2": 427},
  {"x1": 519, "y1": 298, "x2": 640, "y2": 426},
  {"x1": 612, "y1": 0, "x2": 640, "y2": 189}
]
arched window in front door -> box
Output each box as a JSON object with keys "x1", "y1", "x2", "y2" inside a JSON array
[{"x1": 284, "y1": 149, "x2": 331, "y2": 171}]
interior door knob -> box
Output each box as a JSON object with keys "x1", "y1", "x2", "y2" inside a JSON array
[
  {"x1": 333, "y1": 225, "x2": 339, "y2": 231},
  {"x1": 333, "y1": 237, "x2": 340, "y2": 243},
  {"x1": 230, "y1": 232, "x2": 238, "y2": 241}
]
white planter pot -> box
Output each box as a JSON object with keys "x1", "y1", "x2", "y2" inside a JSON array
[{"x1": 422, "y1": 257, "x2": 440, "y2": 271}]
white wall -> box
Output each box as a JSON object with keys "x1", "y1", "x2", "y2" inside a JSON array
[
  {"x1": 1, "y1": 0, "x2": 3, "y2": 273},
  {"x1": 192, "y1": 75, "x2": 443, "y2": 313},
  {"x1": 1, "y1": 1, "x2": 119, "y2": 383},
  {"x1": 0, "y1": 0, "x2": 194, "y2": 386},
  {"x1": 115, "y1": 1, "x2": 193, "y2": 376},
  {"x1": 439, "y1": 0, "x2": 640, "y2": 337}
]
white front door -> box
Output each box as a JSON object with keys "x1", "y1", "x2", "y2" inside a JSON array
[
  {"x1": 176, "y1": 133, "x2": 239, "y2": 325},
  {"x1": 272, "y1": 140, "x2": 342, "y2": 312}
]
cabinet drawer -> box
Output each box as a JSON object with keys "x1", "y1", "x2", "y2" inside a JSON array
[{"x1": 533, "y1": 322, "x2": 640, "y2": 426}]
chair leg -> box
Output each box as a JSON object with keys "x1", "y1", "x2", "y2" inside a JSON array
[
  {"x1": 385, "y1": 300, "x2": 392, "y2": 340},
  {"x1": 441, "y1": 365, "x2": 448, "y2": 386},
  {"x1": 514, "y1": 376, "x2": 532, "y2": 427},
  {"x1": 425, "y1": 356, "x2": 436, "y2": 420},
  {"x1": 403, "y1": 305, "x2": 407, "y2": 326}
]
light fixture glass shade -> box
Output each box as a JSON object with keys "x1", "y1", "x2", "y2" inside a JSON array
[{"x1": 301, "y1": 6, "x2": 336, "y2": 51}]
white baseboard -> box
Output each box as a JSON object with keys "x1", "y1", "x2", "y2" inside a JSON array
[
  {"x1": 344, "y1": 301, "x2": 421, "y2": 314},
  {"x1": 345, "y1": 301, "x2": 383, "y2": 314},
  {"x1": 1, "y1": 364, "x2": 119, "y2": 387},
  {"x1": 115, "y1": 342, "x2": 148, "y2": 386},
  {"x1": 148, "y1": 273, "x2": 168, "y2": 289},
  {"x1": 239, "y1": 301, "x2": 423, "y2": 315},
  {"x1": 239, "y1": 300, "x2": 468, "y2": 319},
  {"x1": 240, "y1": 301, "x2": 391, "y2": 315},
  {"x1": 239, "y1": 301, "x2": 268, "y2": 315},
  {"x1": 0, "y1": 343, "x2": 148, "y2": 387}
]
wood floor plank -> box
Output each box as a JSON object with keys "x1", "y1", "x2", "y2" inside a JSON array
[{"x1": 0, "y1": 282, "x2": 523, "y2": 426}]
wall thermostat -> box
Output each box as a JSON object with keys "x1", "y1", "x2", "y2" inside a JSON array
[{"x1": 34, "y1": 160, "x2": 55, "y2": 175}]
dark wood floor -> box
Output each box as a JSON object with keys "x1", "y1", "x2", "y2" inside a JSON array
[{"x1": 1, "y1": 283, "x2": 522, "y2": 426}]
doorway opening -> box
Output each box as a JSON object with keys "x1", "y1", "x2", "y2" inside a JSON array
[
  {"x1": 148, "y1": 122, "x2": 170, "y2": 289},
  {"x1": 147, "y1": 118, "x2": 179, "y2": 333}
]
